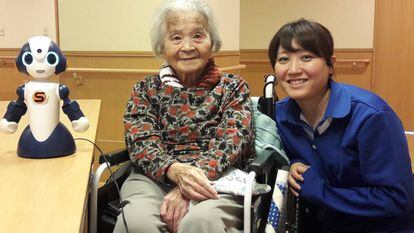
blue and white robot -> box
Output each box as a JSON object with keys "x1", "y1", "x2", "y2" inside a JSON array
[{"x1": 0, "y1": 36, "x2": 89, "y2": 158}]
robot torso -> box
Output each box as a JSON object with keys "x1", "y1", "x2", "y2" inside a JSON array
[{"x1": 25, "y1": 81, "x2": 60, "y2": 142}]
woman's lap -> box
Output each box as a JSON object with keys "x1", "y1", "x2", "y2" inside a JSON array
[{"x1": 113, "y1": 172, "x2": 243, "y2": 233}]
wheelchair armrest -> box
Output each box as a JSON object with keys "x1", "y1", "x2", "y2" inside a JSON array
[
  {"x1": 247, "y1": 148, "x2": 289, "y2": 186},
  {"x1": 98, "y1": 149, "x2": 129, "y2": 166},
  {"x1": 248, "y1": 148, "x2": 287, "y2": 175}
]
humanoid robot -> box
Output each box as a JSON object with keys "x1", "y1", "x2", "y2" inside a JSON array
[{"x1": 0, "y1": 36, "x2": 89, "y2": 158}]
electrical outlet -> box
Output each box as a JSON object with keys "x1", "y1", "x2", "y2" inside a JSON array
[
  {"x1": 0, "y1": 27, "x2": 5, "y2": 37},
  {"x1": 43, "y1": 26, "x2": 49, "y2": 36}
]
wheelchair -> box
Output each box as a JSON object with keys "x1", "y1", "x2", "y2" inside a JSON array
[{"x1": 89, "y1": 75, "x2": 295, "y2": 233}]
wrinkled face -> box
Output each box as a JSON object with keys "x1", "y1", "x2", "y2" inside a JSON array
[
  {"x1": 274, "y1": 40, "x2": 333, "y2": 102},
  {"x1": 163, "y1": 10, "x2": 212, "y2": 81},
  {"x1": 22, "y1": 37, "x2": 58, "y2": 79}
]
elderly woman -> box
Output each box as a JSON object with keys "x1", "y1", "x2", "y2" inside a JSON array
[{"x1": 113, "y1": 1, "x2": 253, "y2": 233}]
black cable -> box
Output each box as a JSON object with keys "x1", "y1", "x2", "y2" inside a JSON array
[{"x1": 74, "y1": 138, "x2": 130, "y2": 233}]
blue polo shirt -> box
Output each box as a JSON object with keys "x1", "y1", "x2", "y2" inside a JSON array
[{"x1": 276, "y1": 79, "x2": 414, "y2": 232}]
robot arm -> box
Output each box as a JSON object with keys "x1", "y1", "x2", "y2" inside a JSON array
[
  {"x1": 59, "y1": 85, "x2": 89, "y2": 132},
  {"x1": 0, "y1": 85, "x2": 27, "y2": 134}
]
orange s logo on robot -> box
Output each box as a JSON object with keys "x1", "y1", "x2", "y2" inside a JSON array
[{"x1": 33, "y1": 91, "x2": 48, "y2": 104}]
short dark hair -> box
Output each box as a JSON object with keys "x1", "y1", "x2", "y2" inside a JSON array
[{"x1": 268, "y1": 19, "x2": 334, "y2": 69}]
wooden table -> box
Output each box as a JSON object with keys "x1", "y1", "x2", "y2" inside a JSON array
[
  {"x1": 406, "y1": 134, "x2": 414, "y2": 172},
  {"x1": 0, "y1": 99, "x2": 101, "y2": 233}
]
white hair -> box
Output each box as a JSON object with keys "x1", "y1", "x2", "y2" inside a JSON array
[{"x1": 151, "y1": 0, "x2": 222, "y2": 57}]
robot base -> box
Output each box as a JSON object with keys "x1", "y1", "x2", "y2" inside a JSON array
[{"x1": 17, "y1": 122, "x2": 76, "y2": 158}]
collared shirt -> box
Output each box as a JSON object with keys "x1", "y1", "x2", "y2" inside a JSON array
[
  {"x1": 299, "y1": 113, "x2": 332, "y2": 140},
  {"x1": 276, "y1": 79, "x2": 414, "y2": 232}
]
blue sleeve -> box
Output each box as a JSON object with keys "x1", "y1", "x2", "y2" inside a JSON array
[{"x1": 300, "y1": 110, "x2": 414, "y2": 217}]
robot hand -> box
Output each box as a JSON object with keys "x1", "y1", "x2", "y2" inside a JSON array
[
  {"x1": 71, "y1": 116, "x2": 89, "y2": 132},
  {"x1": 0, "y1": 118, "x2": 18, "y2": 134}
]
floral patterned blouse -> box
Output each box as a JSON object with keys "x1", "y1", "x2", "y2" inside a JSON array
[{"x1": 124, "y1": 73, "x2": 254, "y2": 185}]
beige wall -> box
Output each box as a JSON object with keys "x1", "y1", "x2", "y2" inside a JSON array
[
  {"x1": 240, "y1": 0, "x2": 375, "y2": 49},
  {"x1": 0, "y1": 1, "x2": 375, "y2": 50},
  {"x1": 208, "y1": 0, "x2": 240, "y2": 51},
  {"x1": 58, "y1": 0, "x2": 239, "y2": 51},
  {"x1": 0, "y1": 0, "x2": 57, "y2": 48}
]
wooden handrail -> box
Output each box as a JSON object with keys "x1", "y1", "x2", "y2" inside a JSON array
[
  {"x1": 67, "y1": 67, "x2": 158, "y2": 74},
  {"x1": 221, "y1": 64, "x2": 246, "y2": 71},
  {"x1": 0, "y1": 56, "x2": 16, "y2": 59},
  {"x1": 66, "y1": 64, "x2": 246, "y2": 74},
  {"x1": 335, "y1": 59, "x2": 370, "y2": 70},
  {"x1": 240, "y1": 58, "x2": 369, "y2": 70},
  {"x1": 240, "y1": 58, "x2": 370, "y2": 64},
  {"x1": 0, "y1": 56, "x2": 16, "y2": 66},
  {"x1": 240, "y1": 59, "x2": 268, "y2": 63},
  {"x1": 336, "y1": 59, "x2": 370, "y2": 64},
  {"x1": 405, "y1": 131, "x2": 414, "y2": 136}
]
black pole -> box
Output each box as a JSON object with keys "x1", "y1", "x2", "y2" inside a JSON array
[{"x1": 260, "y1": 74, "x2": 277, "y2": 119}]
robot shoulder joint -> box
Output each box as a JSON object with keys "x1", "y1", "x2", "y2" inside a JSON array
[{"x1": 59, "y1": 84, "x2": 70, "y2": 99}]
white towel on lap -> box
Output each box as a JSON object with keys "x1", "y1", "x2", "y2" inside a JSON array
[{"x1": 212, "y1": 167, "x2": 271, "y2": 196}]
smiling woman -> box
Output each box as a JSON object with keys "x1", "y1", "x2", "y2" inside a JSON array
[
  {"x1": 162, "y1": 10, "x2": 213, "y2": 87},
  {"x1": 269, "y1": 19, "x2": 414, "y2": 233},
  {"x1": 113, "y1": 1, "x2": 254, "y2": 233}
]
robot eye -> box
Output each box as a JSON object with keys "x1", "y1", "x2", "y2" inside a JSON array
[
  {"x1": 37, "y1": 49, "x2": 42, "y2": 53},
  {"x1": 22, "y1": 52, "x2": 34, "y2": 66},
  {"x1": 46, "y1": 52, "x2": 59, "y2": 66}
]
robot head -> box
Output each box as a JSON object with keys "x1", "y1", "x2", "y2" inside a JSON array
[{"x1": 16, "y1": 36, "x2": 67, "y2": 79}]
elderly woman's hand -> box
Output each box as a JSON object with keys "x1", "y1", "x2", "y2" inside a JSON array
[
  {"x1": 288, "y1": 162, "x2": 310, "y2": 197},
  {"x1": 160, "y1": 187, "x2": 189, "y2": 233},
  {"x1": 167, "y1": 163, "x2": 219, "y2": 201}
]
